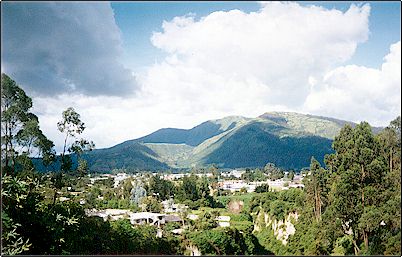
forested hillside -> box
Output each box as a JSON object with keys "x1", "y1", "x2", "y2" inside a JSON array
[{"x1": 33, "y1": 110, "x2": 383, "y2": 173}]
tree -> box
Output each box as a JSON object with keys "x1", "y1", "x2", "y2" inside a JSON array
[
  {"x1": 255, "y1": 184, "x2": 269, "y2": 193},
  {"x1": 304, "y1": 157, "x2": 330, "y2": 222},
  {"x1": 141, "y1": 196, "x2": 162, "y2": 212},
  {"x1": 327, "y1": 122, "x2": 388, "y2": 254},
  {"x1": 57, "y1": 107, "x2": 94, "y2": 173},
  {"x1": 130, "y1": 182, "x2": 147, "y2": 205},
  {"x1": 148, "y1": 175, "x2": 175, "y2": 200},
  {"x1": 51, "y1": 108, "x2": 94, "y2": 204},
  {"x1": 178, "y1": 174, "x2": 200, "y2": 202},
  {"x1": 288, "y1": 170, "x2": 295, "y2": 181},
  {"x1": 1, "y1": 73, "x2": 55, "y2": 173},
  {"x1": 264, "y1": 163, "x2": 284, "y2": 180}
]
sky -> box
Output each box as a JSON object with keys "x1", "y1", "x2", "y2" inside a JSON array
[{"x1": 1, "y1": 1, "x2": 401, "y2": 153}]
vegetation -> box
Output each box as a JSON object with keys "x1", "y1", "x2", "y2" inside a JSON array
[
  {"x1": 1, "y1": 73, "x2": 400, "y2": 256},
  {"x1": 249, "y1": 118, "x2": 401, "y2": 256}
]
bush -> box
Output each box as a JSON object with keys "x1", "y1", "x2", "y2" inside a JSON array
[{"x1": 255, "y1": 184, "x2": 270, "y2": 193}]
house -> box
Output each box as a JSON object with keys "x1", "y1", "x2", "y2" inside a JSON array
[
  {"x1": 113, "y1": 173, "x2": 131, "y2": 188},
  {"x1": 163, "y1": 173, "x2": 185, "y2": 181},
  {"x1": 195, "y1": 173, "x2": 213, "y2": 178},
  {"x1": 59, "y1": 197, "x2": 70, "y2": 202},
  {"x1": 219, "y1": 180, "x2": 255, "y2": 192},
  {"x1": 216, "y1": 215, "x2": 230, "y2": 227},
  {"x1": 230, "y1": 169, "x2": 246, "y2": 179},
  {"x1": 129, "y1": 212, "x2": 166, "y2": 227},
  {"x1": 164, "y1": 214, "x2": 183, "y2": 223},
  {"x1": 85, "y1": 208, "x2": 132, "y2": 221},
  {"x1": 187, "y1": 214, "x2": 199, "y2": 220},
  {"x1": 288, "y1": 183, "x2": 304, "y2": 189}
]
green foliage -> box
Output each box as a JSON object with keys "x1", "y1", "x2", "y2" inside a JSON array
[
  {"x1": 255, "y1": 226, "x2": 287, "y2": 255},
  {"x1": 187, "y1": 227, "x2": 270, "y2": 255},
  {"x1": 286, "y1": 118, "x2": 401, "y2": 256},
  {"x1": 1, "y1": 174, "x2": 37, "y2": 255},
  {"x1": 57, "y1": 107, "x2": 94, "y2": 173},
  {"x1": 288, "y1": 170, "x2": 295, "y2": 181},
  {"x1": 141, "y1": 196, "x2": 162, "y2": 212},
  {"x1": 148, "y1": 175, "x2": 175, "y2": 200},
  {"x1": 241, "y1": 168, "x2": 266, "y2": 182},
  {"x1": 1, "y1": 73, "x2": 55, "y2": 172}
]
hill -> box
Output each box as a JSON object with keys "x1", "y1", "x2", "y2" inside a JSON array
[{"x1": 33, "y1": 112, "x2": 383, "y2": 172}]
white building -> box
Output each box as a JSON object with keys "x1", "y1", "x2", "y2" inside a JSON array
[
  {"x1": 129, "y1": 212, "x2": 166, "y2": 227},
  {"x1": 162, "y1": 173, "x2": 185, "y2": 181},
  {"x1": 222, "y1": 169, "x2": 246, "y2": 179},
  {"x1": 85, "y1": 208, "x2": 132, "y2": 221},
  {"x1": 113, "y1": 173, "x2": 130, "y2": 188},
  {"x1": 216, "y1": 215, "x2": 231, "y2": 227},
  {"x1": 219, "y1": 180, "x2": 255, "y2": 192}
]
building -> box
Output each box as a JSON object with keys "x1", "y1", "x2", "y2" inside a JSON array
[
  {"x1": 113, "y1": 173, "x2": 131, "y2": 188},
  {"x1": 85, "y1": 208, "x2": 132, "y2": 221},
  {"x1": 129, "y1": 212, "x2": 166, "y2": 227},
  {"x1": 162, "y1": 173, "x2": 186, "y2": 181},
  {"x1": 221, "y1": 169, "x2": 246, "y2": 179},
  {"x1": 216, "y1": 215, "x2": 230, "y2": 227},
  {"x1": 218, "y1": 180, "x2": 256, "y2": 192}
]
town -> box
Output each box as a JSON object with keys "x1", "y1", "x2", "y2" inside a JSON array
[{"x1": 56, "y1": 168, "x2": 304, "y2": 228}]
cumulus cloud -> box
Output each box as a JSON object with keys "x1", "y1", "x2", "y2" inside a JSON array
[
  {"x1": 148, "y1": 2, "x2": 370, "y2": 110},
  {"x1": 303, "y1": 41, "x2": 401, "y2": 127},
  {"x1": 1, "y1": 2, "x2": 137, "y2": 96}
]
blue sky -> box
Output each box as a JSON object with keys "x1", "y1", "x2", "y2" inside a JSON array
[
  {"x1": 112, "y1": 1, "x2": 401, "y2": 72},
  {"x1": 2, "y1": 1, "x2": 401, "y2": 151}
]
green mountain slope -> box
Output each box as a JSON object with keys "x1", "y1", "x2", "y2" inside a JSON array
[
  {"x1": 33, "y1": 141, "x2": 169, "y2": 173},
  {"x1": 200, "y1": 121, "x2": 334, "y2": 169},
  {"x1": 32, "y1": 112, "x2": 383, "y2": 172},
  {"x1": 83, "y1": 141, "x2": 169, "y2": 172}
]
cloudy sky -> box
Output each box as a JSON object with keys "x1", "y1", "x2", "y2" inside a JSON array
[{"x1": 1, "y1": 1, "x2": 401, "y2": 152}]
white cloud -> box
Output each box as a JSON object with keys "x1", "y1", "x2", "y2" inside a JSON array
[
  {"x1": 147, "y1": 2, "x2": 371, "y2": 111},
  {"x1": 303, "y1": 41, "x2": 401, "y2": 126}
]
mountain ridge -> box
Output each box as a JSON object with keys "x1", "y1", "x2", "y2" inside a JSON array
[{"x1": 33, "y1": 112, "x2": 384, "y2": 173}]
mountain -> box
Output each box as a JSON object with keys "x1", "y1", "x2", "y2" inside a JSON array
[{"x1": 33, "y1": 112, "x2": 383, "y2": 173}]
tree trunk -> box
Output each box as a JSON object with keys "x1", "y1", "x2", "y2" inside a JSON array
[
  {"x1": 361, "y1": 165, "x2": 365, "y2": 206},
  {"x1": 363, "y1": 230, "x2": 369, "y2": 249},
  {"x1": 4, "y1": 121, "x2": 8, "y2": 169},
  {"x1": 52, "y1": 188, "x2": 57, "y2": 205},
  {"x1": 352, "y1": 239, "x2": 360, "y2": 255},
  {"x1": 60, "y1": 133, "x2": 69, "y2": 171},
  {"x1": 390, "y1": 147, "x2": 393, "y2": 173},
  {"x1": 10, "y1": 127, "x2": 15, "y2": 173}
]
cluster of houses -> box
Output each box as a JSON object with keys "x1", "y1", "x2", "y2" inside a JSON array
[
  {"x1": 216, "y1": 177, "x2": 304, "y2": 192},
  {"x1": 85, "y1": 208, "x2": 182, "y2": 229},
  {"x1": 84, "y1": 205, "x2": 231, "y2": 234},
  {"x1": 89, "y1": 172, "x2": 136, "y2": 188},
  {"x1": 86, "y1": 170, "x2": 304, "y2": 195},
  {"x1": 78, "y1": 169, "x2": 307, "y2": 239}
]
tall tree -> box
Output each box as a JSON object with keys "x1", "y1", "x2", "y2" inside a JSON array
[
  {"x1": 57, "y1": 107, "x2": 94, "y2": 173},
  {"x1": 327, "y1": 122, "x2": 387, "y2": 254},
  {"x1": 1, "y1": 73, "x2": 55, "y2": 173}
]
